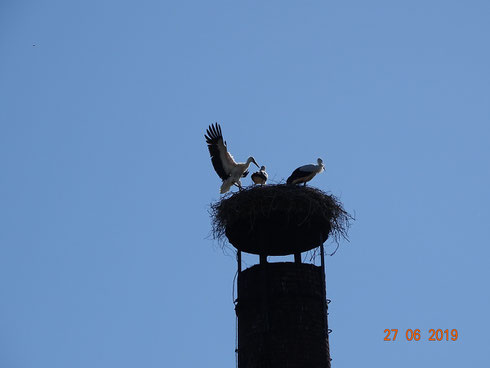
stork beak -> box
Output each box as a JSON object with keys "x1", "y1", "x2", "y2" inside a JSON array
[{"x1": 253, "y1": 159, "x2": 259, "y2": 168}]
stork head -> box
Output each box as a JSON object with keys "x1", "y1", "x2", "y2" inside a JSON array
[
  {"x1": 317, "y1": 158, "x2": 325, "y2": 172},
  {"x1": 247, "y1": 156, "x2": 259, "y2": 168}
]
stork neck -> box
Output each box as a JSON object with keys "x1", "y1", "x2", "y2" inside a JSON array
[{"x1": 245, "y1": 158, "x2": 255, "y2": 168}]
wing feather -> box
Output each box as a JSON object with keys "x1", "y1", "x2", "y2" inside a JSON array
[
  {"x1": 286, "y1": 167, "x2": 306, "y2": 184},
  {"x1": 297, "y1": 164, "x2": 316, "y2": 173},
  {"x1": 286, "y1": 163, "x2": 320, "y2": 184},
  {"x1": 204, "y1": 123, "x2": 237, "y2": 180}
]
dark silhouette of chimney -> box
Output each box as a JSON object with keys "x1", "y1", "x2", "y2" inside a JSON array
[{"x1": 213, "y1": 185, "x2": 349, "y2": 368}]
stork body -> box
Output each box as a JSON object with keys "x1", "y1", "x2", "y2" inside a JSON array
[
  {"x1": 251, "y1": 166, "x2": 268, "y2": 185},
  {"x1": 286, "y1": 158, "x2": 325, "y2": 186},
  {"x1": 205, "y1": 123, "x2": 259, "y2": 193}
]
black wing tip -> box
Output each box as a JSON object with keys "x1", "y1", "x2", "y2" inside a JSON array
[
  {"x1": 205, "y1": 122, "x2": 223, "y2": 143},
  {"x1": 286, "y1": 168, "x2": 302, "y2": 184}
]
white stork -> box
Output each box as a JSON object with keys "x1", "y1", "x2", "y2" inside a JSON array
[
  {"x1": 205, "y1": 123, "x2": 259, "y2": 193},
  {"x1": 286, "y1": 158, "x2": 325, "y2": 186},
  {"x1": 251, "y1": 166, "x2": 268, "y2": 185}
]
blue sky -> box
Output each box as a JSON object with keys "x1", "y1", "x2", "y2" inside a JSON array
[{"x1": 1, "y1": 1, "x2": 489, "y2": 367}]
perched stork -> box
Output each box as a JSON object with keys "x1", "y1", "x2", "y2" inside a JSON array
[
  {"x1": 286, "y1": 158, "x2": 325, "y2": 186},
  {"x1": 205, "y1": 123, "x2": 259, "y2": 193},
  {"x1": 251, "y1": 166, "x2": 268, "y2": 185}
]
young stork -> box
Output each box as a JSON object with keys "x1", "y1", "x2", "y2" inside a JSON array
[
  {"x1": 205, "y1": 123, "x2": 259, "y2": 193},
  {"x1": 251, "y1": 166, "x2": 268, "y2": 185},
  {"x1": 286, "y1": 158, "x2": 325, "y2": 186}
]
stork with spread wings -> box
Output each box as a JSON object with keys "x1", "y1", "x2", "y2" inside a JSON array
[{"x1": 205, "y1": 123, "x2": 259, "y2": 193}]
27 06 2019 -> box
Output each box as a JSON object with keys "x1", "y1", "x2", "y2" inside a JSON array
[{"x1": 384, "y1": 329, "x2": 458, "y2": 341}]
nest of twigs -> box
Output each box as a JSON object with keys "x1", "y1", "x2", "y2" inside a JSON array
[{"x1": 210, "y1": 184, "x2": 352, "y2": 256}]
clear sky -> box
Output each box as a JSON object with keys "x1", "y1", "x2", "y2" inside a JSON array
[{"x1": 1, "y1": 1, "x2": 489, "y2": 367}]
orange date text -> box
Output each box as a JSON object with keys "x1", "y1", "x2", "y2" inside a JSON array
[{"x1": 384, "y1": 329, "x2": 458, "y2": 341}]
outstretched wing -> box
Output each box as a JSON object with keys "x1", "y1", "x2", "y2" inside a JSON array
[{"x1": 204, "y1": 123, "x2": 237, "y2": 180}]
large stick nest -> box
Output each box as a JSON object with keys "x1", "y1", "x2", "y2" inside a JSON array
[{"x1": 210, "y1": 184, "x2": 352, "y2": 256}]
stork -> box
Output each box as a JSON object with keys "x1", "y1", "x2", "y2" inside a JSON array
[
  {"x1": 251, "y1": 166, "x2": 268, "y2": 185},
  {"x1": 286, "y1": 158, "x2": 325, "y2": 186},
  {"x1": 205, "y1": 123, "x2": 259, "y2": 193}
]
